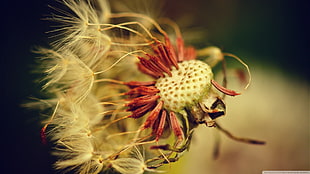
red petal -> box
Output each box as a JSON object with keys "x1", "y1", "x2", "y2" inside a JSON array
[
  {"x1": 211, "y1": 80, "x2": 241, "y2": 96},
  {"x1": 155, "y1": 110, "x2": 167, "y2": 141},
  {"x1": 40, "y1": 127, "x2": 47, "y2": 145},
  {"x1": 143, "y1": 101, "x2": 163, "y2": 129},
  {"x1": 124, "y1": 81, "x2": 156, "y2": 88},
  {"x1": 125, "y1": 86, "x2": 159, "y2": 97},
  {"x1": 169, "y1": 111, "x2": 183, "y2": 141},
  {"x1": 128, "y1": 102, "x2": 157, "y2": 119},
  {"x1": 126, "y1": 95, "x2": 159, "y2": 109}
]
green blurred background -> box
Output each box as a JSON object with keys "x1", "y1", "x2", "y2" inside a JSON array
[{"x1": 2, "y1": 0, "x2": 308, "y2": 173}]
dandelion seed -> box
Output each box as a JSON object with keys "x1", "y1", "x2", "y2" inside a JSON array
[
  {"x1": 111, "y1": 157, "x2": 146, "y2": 174},
  {"x1": 110, "y1": 146, "x2": 163, "y2": 174}
]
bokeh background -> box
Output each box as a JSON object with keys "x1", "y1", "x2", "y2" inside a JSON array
[{"x1": 2, "y1": 0, "x2": 308, "y2": 173}]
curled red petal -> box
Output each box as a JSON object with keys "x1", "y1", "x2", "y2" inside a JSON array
[
  {"x1": 176, "y1": 37, "x2": 184, "y2": 61},
  {"x1": 211, "y1": 80, "x2": 241, "y2": 96},
  {"x1": 147, "y1": 54, "x2": 172, "y2": 76},
  {"x1": 169, "y1": 111, "x2": 183, "y2": 141},
  {"x1": 126, "y1": 95, "x2": 159, "y2": 109},
  {"x1": 125, "y1": 86, "x2": 159, "y2": 98},
  {"x1": 124, "y1": 81, "x2": 156, "y2": 88},
  {"x1": 155, "y1": 110, "x2": 167, "y2": 141},
  {"x1": 137, "y1": 62, "x2": 161, "y2": 78},
  {"x1": 128, "y1": 102, "x2": 157, "y2": 119},
  {"x1": 143, "y1": 101, "x2": 163, "y2": 129},
  {"x1": 183, "y1": 46, "x2": 197, "y2": 61},
  {"x1": 40, "y1": 127, "x2": 47, "y2": 145}
]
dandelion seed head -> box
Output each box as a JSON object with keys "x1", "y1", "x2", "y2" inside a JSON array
[
  {"x1": 28, "y1": 0, "x2": 258, "y2": 173},
  {"x1": 155, "y1": 60, "x2": 213, "y2": 112},
  {"x1": 111, "y1": 157, "x2": 146, "y2": 174},
  {"x1": 49, "y1": 0, "x2": 111, "y2": 51},
  {"x1": 110, "y1": 146, "x2": 161, "y2": 174}
]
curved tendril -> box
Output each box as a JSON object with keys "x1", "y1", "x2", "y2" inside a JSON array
[
  {"x1": 158, "y1": 17, "x2": 182, "y2": 39},
  {"x1": 98, "y1": 21, "x2": 155, "y2": 40},
  {"x1": 93, "y1": 50, "x2": 146, "y2": 75},
  {"x1": 222, "y1": 53, "x2": 252, "y2": 90},
  {"x1": 109, "y1": 12, "x2": 168, "y2": 39}
]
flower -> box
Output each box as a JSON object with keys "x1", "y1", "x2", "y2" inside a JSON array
[
  {"x1": 28, "y1": 0, "x2": 264, "y2": 173},
  {"x1": 123, "y1": 33, "x2": 242, "y2": 144}
]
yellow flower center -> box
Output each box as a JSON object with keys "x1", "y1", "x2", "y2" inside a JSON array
[{"x1": 155, "y1": 60, "x2": 213, "y2": 112}]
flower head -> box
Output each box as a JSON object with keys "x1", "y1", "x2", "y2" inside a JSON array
[
  {"x1": 122, "y1": 32, "x2": 242, "y2": 144},
  {"x1": 28, "y1": 0, "x2": 264, "y2": 173}
]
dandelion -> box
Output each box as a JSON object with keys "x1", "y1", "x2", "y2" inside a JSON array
[{"x1": 28, "y1": 0, "x2": 265, "y2": 173}]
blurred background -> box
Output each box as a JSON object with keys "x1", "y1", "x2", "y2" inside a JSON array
[{"x1": 2, "y1": 0, "x2": 308, "y2": 173}]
